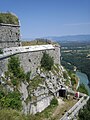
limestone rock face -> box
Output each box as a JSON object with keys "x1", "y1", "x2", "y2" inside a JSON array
[
  {"x1": 19, "y1": 82, "x2": 28, "y2": 101},
  {"x1": 0, "y1": 60, "x2": 70, "y2": 115},
  {"x1": 30, "y1": 95, "x2": 53, "y2": 114},
  {"x1": 20, "y1": 65, "x2": 70, "y2": 114}
]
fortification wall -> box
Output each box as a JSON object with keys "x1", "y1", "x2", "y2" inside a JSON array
[
  {"x1": 0, "y1": 45, "x2": 60, "y2": 77},
  {"x1": 0, "y1": 23, "x2": 20, "y2": 49},
  {"x1": 19, "y1": 45, "x2": 60, "y2": 74}
]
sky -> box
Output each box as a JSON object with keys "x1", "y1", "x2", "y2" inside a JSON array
[{"x1": 0, "y1": 0, "x2": 90, "y2": 39}]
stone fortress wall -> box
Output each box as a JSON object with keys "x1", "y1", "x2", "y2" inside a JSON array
[
  {"x1": 0, "y1": 23, "x2": 21, "y2": 49},
  {"x1": 0, "y1": 44, "x2": 60, "y2": 76}
]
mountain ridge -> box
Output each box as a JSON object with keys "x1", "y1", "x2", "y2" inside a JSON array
[
  {"x1": 22, "y1": 34, "x2": 90, "y2": 42},
  {"x1": 43, "y1": 34, "x2": 90, "y2": 42}
]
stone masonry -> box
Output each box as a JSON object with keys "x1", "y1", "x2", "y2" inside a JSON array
[
  {"x1": 0, "y1": 44, "x2": 61, "y2": 76},
  {"x1": 0, "y1": 23, "x2": 21, "y2": 49}
]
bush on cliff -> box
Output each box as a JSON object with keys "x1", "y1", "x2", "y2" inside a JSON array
[
  {"x1": 8, "y1": 56, "x2": 25, "y2": 79},
  {"x1": 50, "y1": 97, "x2": 58, "y2": 106},
  {"x1": 41, "y1": 52, "x2": 54, "y2": 70}
]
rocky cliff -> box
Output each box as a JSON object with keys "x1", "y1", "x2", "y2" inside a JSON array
[{"x1": 0, "y1": 54, "x2": 71, "y2": 114}]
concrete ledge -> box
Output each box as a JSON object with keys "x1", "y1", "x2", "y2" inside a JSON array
[{"x1": 0, "y1": 23, "x2": 20, "y2": 27}]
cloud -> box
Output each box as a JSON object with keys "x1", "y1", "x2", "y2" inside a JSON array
[{"x1": 64, "y1": 23, "x2": 90, "y2": 26}]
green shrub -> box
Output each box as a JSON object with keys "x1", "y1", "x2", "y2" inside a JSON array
[
  {"x1": 11, "y1": 78, "x2": 19, "y2": 86},
  {"x1": 71, "y1": 76, "x2": 76, "y2": 86},
  {"x1": 50, "y1": 97, "x2": 58, "y2": 106},
  {"x1": 26, "y1": 71, "x2": 31, "y2": 82},
  {"x1": 63, "y1": 71, "x2": 68, "y2": 79},
  {"x1": 0, "y1": 90, "x2": 5, "y2": 99},
  {"x1": 8, "y1": 56, "x2": 25, "y2": 79},
  {"x1": 0, "y1": 91, "x2": 22, "y2": 110},
  {"x1": 41, "y1": 52, "x2": 54, "y2": 70},
  {"x1": 29, "y1": 75, "x2": 44, "y2": 90}
]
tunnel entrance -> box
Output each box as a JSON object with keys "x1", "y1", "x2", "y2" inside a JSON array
[{"x1": 58, "y1": 88, "x2": 67, "y2": 97}]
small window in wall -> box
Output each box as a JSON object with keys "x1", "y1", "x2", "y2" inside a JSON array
[{"x1": 29, "y1": 59, "x2": 31, "y2": 62}]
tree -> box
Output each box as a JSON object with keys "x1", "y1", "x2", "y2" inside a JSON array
[{"x1": 41, "y1": 52, "x2": 54, "y2": 70}]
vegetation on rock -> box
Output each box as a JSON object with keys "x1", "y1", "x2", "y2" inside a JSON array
[
  {"x1": 30, "y1": 75, "x2": 44, "y2": 89},
  {"x1": 41, "y1": 52, "x2": 54, "y2": 70},
  {"x1": 0, "y1": 90, "x2": 22, "y2": 110},
  {"x1": 63, "y1": 70, "x2": 78, "y2": 89},
  {"x1": 0, "y1": 12, "x2": 19, "y2": 25},
  {"x1": 50, "y1": 97, "x2": 58, "y2": 106},
  {"x1": 8, "y1": 56, "x2": 25, "y2": 79},
  {"x1": 63, "y1": 71, "x2": 68, "y2": 79},
  {"x1": 25, "y1": 71, "x2": 31, "y2": 83},
  {"x1": 0, "y1": 56, "x2": 25, "y2": 111}
]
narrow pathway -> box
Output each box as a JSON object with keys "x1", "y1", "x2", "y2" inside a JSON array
[
  {"x1": 60, "y1": 95, "x2": 89, "y2": 120},
  {"x1": 52, "y1": 98, "x2": 65, "y2": 118}
]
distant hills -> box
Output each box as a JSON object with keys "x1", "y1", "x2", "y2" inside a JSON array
[
  {"x1": 22, "y1": 35, "x2": 90, "y2": 43},
  {"x1": 44, "y1": 35, "x2": 90, "y2": 42}
]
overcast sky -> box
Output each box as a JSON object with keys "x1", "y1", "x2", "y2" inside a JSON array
[{"x1": 0, "y1": 0, "x2": 90, "y2": 39}]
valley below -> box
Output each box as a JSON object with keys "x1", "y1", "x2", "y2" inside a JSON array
[{"x1": 60, "y1": 39, "x2": 90, "y2": 95}]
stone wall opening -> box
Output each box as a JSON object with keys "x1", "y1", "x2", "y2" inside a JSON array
[
  {"x1": 55, "y1": 88, "x2": 67, "y2": 98},
  {"x1": 59, "y1": 88, "x2": 67, "y2": 97}
]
